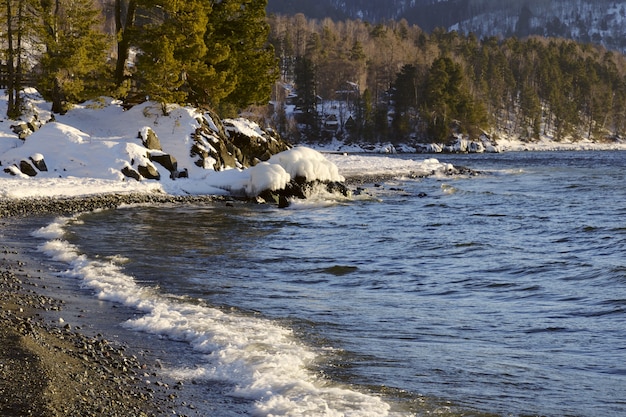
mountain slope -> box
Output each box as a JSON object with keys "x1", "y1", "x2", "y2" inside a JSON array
[{"x1": 267, "y1": 0, "x2": 626, "y2": 53}]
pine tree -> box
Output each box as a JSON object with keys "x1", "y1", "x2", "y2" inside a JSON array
[
  {"x1": 392, "y1": 64, "x2": 420, "y2": 139},
  {"x1": 294, "y1": 55, "x2": 318, "y2": 132},
  {"x1": 207, "y1": 0, "x2": 278, "y2": 115},
  {"x1": 135, "y1": 0, "x2": 214, "y2": 112},
  {"x1": 423, "y1": 56, "x2": 485, "y2": 141},
  {"x1": 39, "y1": 0, "x2": 112, "y2": 113}
]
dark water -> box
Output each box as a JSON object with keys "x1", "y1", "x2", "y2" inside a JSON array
[{"x1": 37, "y1": 151, "x2": 626, "y2": 416}]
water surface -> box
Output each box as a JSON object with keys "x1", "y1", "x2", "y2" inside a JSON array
[{"x1": 36, "y1": 151, "x2": 626, "y2": 416}]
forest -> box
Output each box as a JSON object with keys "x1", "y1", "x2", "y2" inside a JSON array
[
  {"x1": 0, "y1": 0, "x2": 278, "y2": 117},
  {"x1": 267, "y1": 14, "x2": 626, "y2": 144},
  {"x1": 1, "y1": 0, "x2": 626, "y2": 146}
]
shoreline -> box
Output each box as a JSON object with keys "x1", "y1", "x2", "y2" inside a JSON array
[
  {"x1": 0, "y1": 212, "x2": 204, "y2": 416},
  {"x1": 0, "y1": 193, "x2": 226, "y2": 218},
  {"x1": 0, "y1": 240, "x2": 166, "y2": 416}
]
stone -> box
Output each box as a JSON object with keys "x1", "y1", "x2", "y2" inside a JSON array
[
  {"x1": 139, "y1": 127, "x2": 162, "y2": 151},
  {"x1": 27, "y1": 121, "x2": 40, "y2": 132},
  {"x1": 137, "y1": 163, "x2": 160, "y2": 180},
  {"x1": 29, "y1": 155, "x2": 48, "y2": 172},
  {"x1": 4, "y1": 165, "x2": 19, "y2": 176},
  {"x1": 255, "y1": 177, "x2": 350, "y2": 206},
  {"x1": 192, "y1": 115, "x2": 291, "y2": 171},
  {"x1": 121, "y1": 166, "x2": 141, "y2": 181},
  {"x1": 11, "y1": 122, "x2": 29, "y2": 136},
  {"x1": 149, "y1": 153, "x2": 178, "y2": 172},
  {"x1": 19, "y1": 160, "x2": 38, "y2": 176}
]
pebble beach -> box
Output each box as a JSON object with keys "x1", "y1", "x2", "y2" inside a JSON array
[{"x1": 0, "y1": 193, "x2": 222, "y2": 416}]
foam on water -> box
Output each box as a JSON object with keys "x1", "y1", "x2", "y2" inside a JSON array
[{"x1": 32, "y1": 216, "x2": 408, "y2": 417}]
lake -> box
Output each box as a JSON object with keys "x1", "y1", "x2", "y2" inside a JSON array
[{"x1": 22, "y1": 151, "x2": 626, "y2": 416}]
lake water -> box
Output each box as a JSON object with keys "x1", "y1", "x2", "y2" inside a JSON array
[{"x1": 24, "y1": 151, "x2": 626, "y2": 416}]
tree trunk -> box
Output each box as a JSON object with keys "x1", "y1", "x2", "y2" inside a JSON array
[
  {"x1": 5, "y1": 0, "x2": 16, "y2": 118},
  {"x1": 51, "y1": 77, "x2": 65, "y2": 114},
  {"x1": 115, "y1": 0, "x2": 138, "y2": 86}
]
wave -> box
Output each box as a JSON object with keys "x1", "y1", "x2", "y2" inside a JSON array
[{"x1": 32, "y1": 216, "x2": 408, "y2": 417}]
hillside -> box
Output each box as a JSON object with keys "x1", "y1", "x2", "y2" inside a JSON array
[{"x1": 267, "y1": 0, "x2": 626, "y2": 53}]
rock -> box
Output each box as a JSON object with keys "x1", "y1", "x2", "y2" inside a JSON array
[
  {"x1": 19, "y1": 160, "x2": 38, "y2": 176},
  {"x1": 11, "y1": 122, "x2": 30, "y2": 139},
  {"x1": 4, "y1": 165, "x2": 20, "y2": 176},
  {"x1": 121, "y1": 166, "x2": 141, "y2": 181},
  {"x1": 224, "y1": 120, "x2": 290, "y2": 168},
  {"x1": 138, "y1": 127, "x2": 162, "y2": 151},
  {"x1": 168, "y1": 168, "x2": 188, "y2": 179},
  {"x1": 27, "y1": 121, "x2": 40, "y2": 132},
  {"x1": 149, "y1": 153, "x2": 178, "y2": 173},
  {"x1": 29, "y1": 154, "x2": 48, "y2": 172},
  {"x1": 137, "y1": 163, "x2": 160, "y2": 180},
  {"x1": 191, "y1": 113, "x2": 291, "y2": 171},
  {"x1": 257, "y1": 176, "x2": 351, "y2": 206},
  {"x1": 325, "y1": 180, "x2": 350, "y2": 196}
]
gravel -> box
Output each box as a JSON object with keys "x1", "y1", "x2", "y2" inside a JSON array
[
  {"x1": 0, "y1": 193, "x2": 213, "y2": 416},
  {"x1": 0, "y1": 193, "x2": 227, "y2": 218}
]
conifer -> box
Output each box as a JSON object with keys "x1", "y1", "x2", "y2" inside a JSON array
[
  {"x1": 207, "y1": 0, "x2": 279, "y2": 115},
  {"x1": 38, "y1": 0, "x2": 112, "y2": 113}
]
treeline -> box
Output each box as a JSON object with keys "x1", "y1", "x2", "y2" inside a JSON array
[
  {"x1": 268, "y1": 14, "x2": 626, "y2": 144},
  {"x1": 0, "y1": 0, "x2": 278, "y2": 117}
]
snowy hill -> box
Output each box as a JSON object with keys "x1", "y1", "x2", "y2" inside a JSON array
[
  {"x1": 267, "y1": 0, "x2": 626, "y2": 53},
  {"x1": 450, "y1": 1, "x2": 626, "y2": 53},
  {"x1": 0, "y1": 91, "x2": 463, "y2": 201}
]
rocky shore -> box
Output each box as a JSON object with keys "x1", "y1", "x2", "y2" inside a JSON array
[
  {"x1": 0, "y1": 193, "x2": 225, "y2": 218},
  {"x1": 0, "y1": 195, "x2": 215, "y2": 416}
]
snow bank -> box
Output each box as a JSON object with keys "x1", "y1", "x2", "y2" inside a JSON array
[
  {"x1": 323, "y1": 153, "x2": 454, "y2": 180},
  {"x1": 0, "y1": 92, "x2": 472, "y2": 201},
  {"x1": 197, "y1": 147, "x2": 343, "y2": 197},
  {"x1": 266, "y1": 146, "x2": 344, "y2": 183}
]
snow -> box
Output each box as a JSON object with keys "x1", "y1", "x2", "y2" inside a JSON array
[
  {"x1": 2, "y1": 91, "x2": 624, "y2": 201},
  {"x1": 224, "y1": 118, "x2": 267, "y2": 142},
  {"x1": 0, "y1": 92, "x2": 350, "y2": 199}
]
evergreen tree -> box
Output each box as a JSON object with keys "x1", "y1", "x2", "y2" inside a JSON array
[
  {"x1": 207, "y1": 0, "x2": 278, "y2": 115},
  {"x1": 393, "y1": 64, "x2": 419, "y2": 113},
  {"x1": 392, "y1": 64, "x2": 420, "y2": 139},
  {"x1": 135, "y1": 0, "x2": 214, "y2": 112},
  {"x1": 38, "y1": 0, "x2": 112, "y2": 113},
  {"x1": 355, "y1": 88, "x2": 374, "y2": 142},
  {"x1": 423, "y1": 56, "x2": 485, "y2": 141},
  {"x1": 114, "y1": 0, "x2": 139, "y2": 89},
  {"x1": 294, "y1": 55, "x2": 318, "y2": 133}
]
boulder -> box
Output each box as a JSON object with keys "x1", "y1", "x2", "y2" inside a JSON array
[
  {"x1": 11, "y1": 123, "x2": 30, "y2": 140},
  {"x1": 192, "y1": 113, "x2": 291, "y2": 171},
  {"x1": 171, "y1": 168, "x2": 188, "y2": 179},
  {"x1": 4, "y1": 165, "x2": 20, "y2": 176},
  {"x1": 257, "y1": 176, "x2": 351, "y2": 207},
  {"x1": 19, "y1": 160, "x2": 38, "y2": 176},
  {"x1": 27, "y1": 121, "x2": 40, "y2": 132},
  {"x1": 137, "y1": 163, "x2": 160, "y2": 180},
  {"x1": 149, "y1": 153, "x2": 178, "y2": 172},
  {"x1": 121, "y1": 165, "x2": 141, "y2": 181},
  {"x1": 225, "y1": 125, "x2": 289, "y2": 167},
  {"x1": 29, "y1": 154, "x2": 48, "y2": 172},
  {"x1": 139, "y1": 127, "x2": 162, "y2": 151}
]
